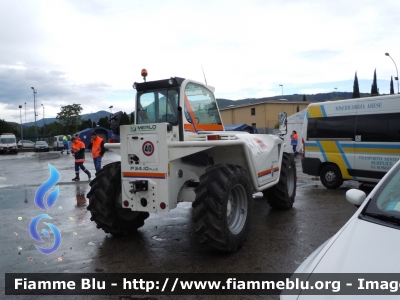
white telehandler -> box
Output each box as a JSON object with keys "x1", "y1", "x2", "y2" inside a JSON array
[{"x1": 87, "y1": 70, "x2": 296, "y2": 252}]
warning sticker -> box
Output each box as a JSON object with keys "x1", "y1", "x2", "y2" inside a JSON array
[
  {"x1": 253, "y1": 137, "x2": 267, "y2": 150},
  {"x1": 142, "y1": 141, "x2": 155, "y2": 156}
]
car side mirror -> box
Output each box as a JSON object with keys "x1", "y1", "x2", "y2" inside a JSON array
[
  {"x1": 109, "y1": 111, "x2": 122, "y2": 135},
  {"x1": 346, "y1": 189, "x2": 366, "y2": 206}
]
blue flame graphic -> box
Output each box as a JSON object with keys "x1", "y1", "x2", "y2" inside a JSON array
[
  {"x1": 35, "y1": 164, "x2": 60, "y2": 211},
  {"x1": 30, "y1": 164, "x2": 62, "y2": 255},
  {"x1": 29, "y1": 214, "x2": 61, "y2": 255}
]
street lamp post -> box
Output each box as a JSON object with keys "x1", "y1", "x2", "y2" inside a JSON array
[
  {"x1": 41, "y1": 104, "x2": 45, "y2": 136},
  {"x1": 109, "y1": 105, "x2": 113, "y2": 115},
  {"x1": 24, "y1": 102, "x2": 27, "y2": 138},
  {"x1": 19, "y1": 105, "x2": 23, "y2": 144},
  {"x1": 385, "y1": 53, "x2": 400, "y2": 94},
  {"x1": 31, "y1": 87, "x2": 38, "y2": 140},
  {"x1": 279, "y1": 84, "x2": 284, "y2": 111}
]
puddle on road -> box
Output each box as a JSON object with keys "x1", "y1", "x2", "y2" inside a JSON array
[{"x1": 152, "y1": 235, "x2": 166, "y2": 241}]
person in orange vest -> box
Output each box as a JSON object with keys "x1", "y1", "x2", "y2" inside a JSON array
[
  {"x1": 70, "y1": 137, "x2": 91, "y2": 181},
  {"x1": 88, "y1": 131, "x2": 105, "y2": 173},
  {"x1": 290, "y1": 130, "x2": 299, "y2": 156}
]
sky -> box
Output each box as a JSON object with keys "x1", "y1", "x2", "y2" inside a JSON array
[{"x1": 1, "y1": 0, "x2": 400, "y2": 124}]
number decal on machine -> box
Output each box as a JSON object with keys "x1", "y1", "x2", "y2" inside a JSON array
[{"x1": 142, "y1": 141, "x2": 155, "y2": 156}]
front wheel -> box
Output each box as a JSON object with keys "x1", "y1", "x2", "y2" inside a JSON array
[
  {"x1": 263, "y1": 153, "x2": 297, "y2": 209},
  {"x1": 87, "y1": 161, "x2": 149, "y2": 235},
  {"x1": 320, "y1": 164, "x2": 343, "y2": 189},
  {"x1": 192, "y1": 164, "x2": 252, "y2": 252}
]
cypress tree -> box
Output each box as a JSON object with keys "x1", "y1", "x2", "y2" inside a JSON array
[
  {"x1": 371, "y1": 68, "x2": 379, "y2": 95},
  {"x1": 302, "y1": 95, "x2": 306, "y2": 101},
  {"x1": 390, "y1": 76, "x2": 395, "y2": 94},
  {"x1": 352, "y1": 72, "x2": 360, "y2": 98}
]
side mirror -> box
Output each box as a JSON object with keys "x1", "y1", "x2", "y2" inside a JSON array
[
  {"x1": 278, "y1": 112, "x2": 287, "y2": 134},
  {"x1": 109, "y1": 111, "x2": 122, "y2": 135},
  {"x1": 346, "y1": 189, "x2": 366, "y2": 206}
]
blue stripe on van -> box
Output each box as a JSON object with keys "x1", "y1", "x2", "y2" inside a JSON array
[
  {"x1": 316, "y1": 141, "x2": 328, "y2": 162},
  {"x1": 353, "y1": 144, "x2": 400, "y2": 150},
  {"x1": 335, "y1": 141, "x2": 352, "y2": 170},
  {"x1": 320, "y1": 105, "x2": 327, "y2": 117},
  {"x1": 306, "y1": 110, "x2": 310, "y2": 119}
]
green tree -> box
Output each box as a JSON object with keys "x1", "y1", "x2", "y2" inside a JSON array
[
  {"x1": 130, "y1": 112, "x2": 135, "y2": 124},
  {"x1": 121, "y1": 112, "x2": 131, "y2": 125},
  {"x1": 296, "y1": 105, "x2": 299, "y2": 112},
  {"x1": 98, "y1": 116, "x2": 110, "y2": 129},
  {"x1": 353, "y1": 72, "x2": 360, "y2": 98},
  {"x1": 390, "y1": 76, "x2": 395, "y2": 95},
  {"x1": 0, "y1": 119, "x2": 18, "y2": 136},
  {"x1": 79, "y1": 119, "x2": 93, "y2": 131},
  {"x1": 371, "y1": 68, "x2": 379, "y2": 96},
  {"x1": 302, "y1": 95, "x2": 306, "y2": 101},
  {"x1": 93, "y1": 121, "x2": 97, "y2": 127},
  {"x1": 56, "y1": 104, "x2": 83, "y2": 133},
  {"x1": 45, "y1": 121, "x2": 64, "y2": 136}
]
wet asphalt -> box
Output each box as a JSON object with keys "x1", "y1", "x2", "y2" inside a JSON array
[{"x1": 0, "y1": 150, "x2": 370, "y2": 300}]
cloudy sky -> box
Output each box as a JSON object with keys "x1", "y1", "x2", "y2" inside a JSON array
[{"x1": 1, "y1": 0, "x2": 400, "y2": 123}]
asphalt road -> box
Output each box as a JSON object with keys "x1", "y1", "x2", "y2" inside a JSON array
[{"x1": 0, "y1": 150, "x2": 368, "y2": 300}]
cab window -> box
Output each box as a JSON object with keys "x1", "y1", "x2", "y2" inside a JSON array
[
  {"x1": 184, "y1": 83, "x2": 222, "y2": 125},
  {"x1": 137, "y1": 89, "x2": 179, "y2": 125}
]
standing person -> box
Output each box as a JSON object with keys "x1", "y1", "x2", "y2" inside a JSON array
[
  {"x1": 290, "y1": 130, "x2": 299, "y2": 156},
  {"x1": 61, "y1": 135, "x2": 69, "y2": 155},
  {"x1": 70, "y1": 137, "x2": 91, "y2": 181},
  {"x1": 88, "y1": 131, "x2": 105, "y2": 173}
]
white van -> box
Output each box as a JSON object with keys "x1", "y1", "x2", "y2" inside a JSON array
[
  {"x1": 0, "y1": 133, "x2": 18, "y2": 154},
  {"x1": 302, "y1": 94, "x2": 400, "y2": 189},
  {"x1": 53, "y1": 135, "x2": 71, "y2": 150}
]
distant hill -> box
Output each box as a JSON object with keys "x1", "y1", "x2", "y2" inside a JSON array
[{"x1": 22, "y1": 110, "x2": 113, "y2": 127}]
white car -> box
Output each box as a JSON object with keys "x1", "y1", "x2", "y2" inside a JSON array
[
  {"x1": 17, "y1": 140, "x2": 35, "y2": 148},
  {"x1": 282, "y1": 159, "x2": 400, "y2": 299}
]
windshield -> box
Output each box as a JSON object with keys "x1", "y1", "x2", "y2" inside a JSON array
[
  {"x1": 184, "y1": 83, "x2": 222, "y2": 126},
  {"x1": 363, "y1": 162, "x2": 400, "y2": 223},
  {"x1": 1, "y1": 138, "x2": 16, "y2": 143},
  {"x1": 137, "y1": 89, "x2": 179, "y2": 125},
  {"x1": 36, "y1": 141, "x2": 47, "y2": 145}
]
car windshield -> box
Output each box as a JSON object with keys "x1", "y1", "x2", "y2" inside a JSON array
[
  {"x1": 36, "y1": 141, "x2": 47, "y2": 145},
  {"x1": 363, "y1": 162, "x2": 400, "y2": 223},
  {"x1": 1, "y1": 138, "x2": 15, "y2": 143}
]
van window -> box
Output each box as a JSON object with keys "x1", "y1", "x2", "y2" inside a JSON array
[
  {"x1": 307, "y1": 115, "x2": 355, "y2": 140},
  {"x1": 356, "y1": 113, "x2": 400, "y2": 142}
]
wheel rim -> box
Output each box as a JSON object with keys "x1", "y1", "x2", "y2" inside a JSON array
[
  {"x1": 287, "y1": 164, "x2": 295, "y2": 197},
  {"x1": 325, "y1": 171, "x2": 336, "y2": 183},
  {"x1": 115, "y1": 188, "x2": 140, "y2": 220},
  {"x1": 226, "y1": 184, "x2": 247, "y2": 235}
]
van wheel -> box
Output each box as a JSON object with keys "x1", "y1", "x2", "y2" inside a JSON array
[{"x1": 320, "y1": 165, "x2": 343, "y2": 189}]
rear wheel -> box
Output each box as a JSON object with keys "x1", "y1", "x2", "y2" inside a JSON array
[
  {"x1": 320, "y1": 164, "x2": 343, "y2": 189},
  {"x1": 192, "y1": 164, "x2": 252, "y2": 252},
  {"x1": 87, "y1": 161, "x2": 149, "y2": 235},
  {"x1": 263, "y1": 153, "x2": 296, "y2": 209}
]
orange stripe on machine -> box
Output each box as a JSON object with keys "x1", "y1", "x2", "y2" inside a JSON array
[
  {"x1": 258, "y1": 167, "x2": 279, "y2": 178},
  {"x1": 123, "y1": 172, "x2": 166, "y2": 179}
]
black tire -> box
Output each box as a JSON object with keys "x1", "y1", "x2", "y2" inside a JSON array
[
  {"x1": 263, "y1": 153, "x2": 296, "y2": 210},
  {"x1": 192, "y1": 164, "x2": 252, "y2": 252},
  {"x1": 87, "y1": 161, "x2": 149, "y2": 235},
  {"x1": 320, "y1": 164, "x2": 343, "y2": 189}
]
